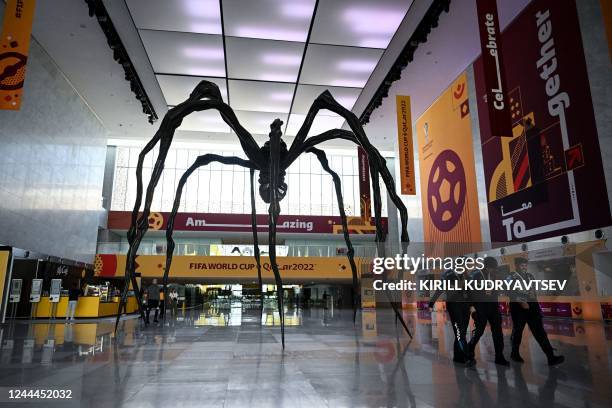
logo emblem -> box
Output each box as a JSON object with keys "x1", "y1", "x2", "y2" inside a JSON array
[
  {"x1": 148, "y1": 212, "x2": 164, "y2": 230},
  {"x1": 427, "y1": 150, "x2": 466, "y2": 232}
]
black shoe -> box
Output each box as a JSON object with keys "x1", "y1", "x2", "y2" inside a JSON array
[
  {"x1": 547, "y1": 355, "x2": 564, "y2": 366},
  {"x1": 154, "y1": 319, "x2": 159, "y2": 323},
  {"x1": 510, "y1": 351, "x2": 524, "y2": 363},
  {"x1": 465, "y1": 358, "x2": 476, "y2": 368},
  {"x1": 495, "y1": 356, "x2": 510, "y2": 366}
]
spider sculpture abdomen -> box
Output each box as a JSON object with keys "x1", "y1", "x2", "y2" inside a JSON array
[
  {"x1": 258, "y1": 120, "x2": 288, "y2": 203},
  {"x1": 258, "y1": 167, "x2": 288, "y2": 204}
]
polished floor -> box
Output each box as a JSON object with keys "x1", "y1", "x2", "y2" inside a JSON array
[{"x1": 0, "y1": 303, "x2": 610, "y2": 407}]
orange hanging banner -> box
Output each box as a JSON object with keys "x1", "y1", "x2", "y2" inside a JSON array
[
  {"x1": 395, "y1": 95, "x2": 416, "y2": 195},
  {"x1": 0, "y1": 0, "x2": 37, "y2": 110}
]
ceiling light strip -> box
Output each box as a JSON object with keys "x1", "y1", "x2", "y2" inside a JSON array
[
  {"x1": 219, "y1": 0, "x2": 230, "y2": 104},
  {"x1": 284, "y1": 0, "x2": 320, "y2": 135},
  {"x1": 359, "y1": 0, "x2": 451, "y2": 125},
  {"x1": 84, "y1": 0, "x2": 158, "y2": 124}
]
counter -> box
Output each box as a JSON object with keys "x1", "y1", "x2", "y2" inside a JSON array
[{"x1": 33, "y1": 296, "x2": 138, "y2": 318}]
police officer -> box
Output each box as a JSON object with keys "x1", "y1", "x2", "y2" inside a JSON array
[
  {"x1": 467, "y1": 257, "x2": 509, "y2": 366},
  {"x1": 429, "y1": 266, "x2": 474, "y2": 366},
  {"x1": 508, "y1": 257, "x2": 564, "y2": 366}
]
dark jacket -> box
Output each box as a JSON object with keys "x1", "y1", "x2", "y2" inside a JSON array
[
  {"x1": 429, "y1": 270, "x2": 471, "y2": 305},
  {"x1": 68, "y1": 288, "x2": 82, "y2": 301},
  {"x1": 505, "y1": 271, "x2": 538, "y2": 303},
  {"x1": 468, "y1": 269, "x2": 501, "y2": 303}
]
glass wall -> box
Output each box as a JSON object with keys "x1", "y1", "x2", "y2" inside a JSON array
[{"x1": 110, "y1": 146, "x2": 387, "y2": 216}]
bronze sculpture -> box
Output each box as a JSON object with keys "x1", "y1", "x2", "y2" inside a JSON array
[{"x1": 116, "y1": 80, "x2": 411, "y2": 347}]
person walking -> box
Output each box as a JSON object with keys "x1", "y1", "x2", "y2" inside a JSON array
[
  {"x1": 467, "y1": 257, "x2": 509, "y2": 366},
  {"x1": 145, "y1": 279, "x2": 160, "y2": 324},
  {"x1": 507, "y1": 257, "x2": 564, "y2": 366},
  {"x1": 429, "y1": 266, "x2": 475, "y2": 366},
  {"x1": 169, "y1": 288, "x2": 179, "y2": 318},
  {"x1": 66, "y1": 282, "x2": 82, "y2": 323}
]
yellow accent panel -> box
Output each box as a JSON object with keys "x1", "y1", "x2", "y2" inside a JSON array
[{"x1": 34, "y1": 296, "x2": 137, "y2": 318}]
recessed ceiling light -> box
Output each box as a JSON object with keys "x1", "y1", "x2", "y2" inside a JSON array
[
  {"x1": 261, "y1": 53, "x2": 302, "y2": 66},
  {"x1": 234, "y1": 27, "x2": 307, "y2": 42},
  {"x1": 337, "y1": 59, "x2": 377, "y2": 73},
  {"x1": 281, "y1": 3, "x2": 315, "y2": 19},
  {"x1": 183, "y1": 47, "x2": 224, "y2": 60},
  {"x1": 343, "y1": 8, "x2": 404, "y2": 35}
]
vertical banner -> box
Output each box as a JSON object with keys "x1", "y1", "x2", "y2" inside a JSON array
[
  {"x1": 475, "y1": 0, "x2": 611, "y2": 242},
  {"x1": 416, "y1": 72, "x2": 481, "y2": 255},
  {"x1": 601, "y1": 0, "x2": 612, "y2": 57},
  {"x1": 475, "y1": 0, "x2": 512, "y2": 138},
  {"x1": 357, "y1": 146, "x2": 372, "y2": 220},
  {"x1": 0, "y1": 247, "x2": 14, "y2": 323},
  {"x1": 0, "y1": 0, "x2": 36, "y2": 110},
  {"x1": 396, "y1": 95, "x2": 416, "y2": 194}
]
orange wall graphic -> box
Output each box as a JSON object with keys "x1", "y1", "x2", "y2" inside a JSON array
[
  {"x1": 416, "y1": 72, "x2": 481, "y2": 254},
  {"x1": 0, "y1": 0, "x2": 36, "y2": 110}
]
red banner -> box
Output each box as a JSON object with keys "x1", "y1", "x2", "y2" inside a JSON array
[
  {"x1": 475, "y1": 0, "x2": 512, "y2": 138},
  {"x1": 475, "y1": 0, "x2": 611, "y2": 241},
  {"x1": 108, "y1": 211, "x2": 387, "y2": 235}
]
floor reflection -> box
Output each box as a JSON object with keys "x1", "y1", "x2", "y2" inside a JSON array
[{"x1": 0, "y1": 303, "x2": 609, "y2": 407}]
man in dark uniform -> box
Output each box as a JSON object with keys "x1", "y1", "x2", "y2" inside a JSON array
[
  {"x1": 429, "y1": 266, "x2": 474, "y2": 366},
  {"x1": 508, "y1": 257, "x2": 564, "y2": 366},
  {"x1": 467, "y1": 257, "x2": 509, "y2": 366}
]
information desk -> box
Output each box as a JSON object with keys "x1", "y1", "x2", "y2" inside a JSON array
[{"x1": 34, "y1": 296, "x2": 138, "y2": 318}]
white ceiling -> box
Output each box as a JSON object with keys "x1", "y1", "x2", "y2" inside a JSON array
[{"x1": 126, "y1": 0, "x2": 414, "y2": 138}]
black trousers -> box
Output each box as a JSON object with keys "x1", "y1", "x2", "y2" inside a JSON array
[
  {"x1": 446, "y1": 302, "x2": 471, "y2": 361},
  {"x1": 469, "y1": 302, "x2": 504, "y2": 356},
  {"x1": 510, "y1": 302, "x2": 554, "y2": 356},
  {"x1": 146, "y1": 299, "x2": 159, "y2": 323}
]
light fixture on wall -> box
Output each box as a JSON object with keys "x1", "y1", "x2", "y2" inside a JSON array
[
  {"x1": 84, "y1": 0, "x2": 158, "y2": 124},
  {"x1": 359, "y1": 0, "x2": 451, "y2": 125},
  {"x1": 595, "y1": 229, "x2": 605, "y2": 240}
]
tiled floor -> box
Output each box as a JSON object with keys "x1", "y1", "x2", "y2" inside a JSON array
[{"x1": 0, "y1": 304, "x2": 610, "y2": 407}]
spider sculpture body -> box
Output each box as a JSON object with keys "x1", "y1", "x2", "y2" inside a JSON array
[{"x1": 116, "y1": 80, "x2": 412, "y2": 347}]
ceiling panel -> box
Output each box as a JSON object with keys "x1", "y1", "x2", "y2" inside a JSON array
[
  {"x1": 233, "y1": 110, "x2": 289, "y2": 135},
  {"x1": 140, "y1": 30, "x2": 225, "y2": 77},
  {"x1": 225, "y1": 37, "x2": 304, "y2": 82},
  {"x1": 299, "y1": 44, "x2": 383, "y2": 88},
  {"x1": 178, "y1": 110, "x2": 231, "y2": 133},
  {"x1": 158, "y1": 75, "x2": 227, "y2": 106},
  {"x1": 285, "y1": 113, "x2": 345, "y2": 137},
  {"x1": 223, "y1": 0, "x2": 316, "y2": 42},
  {"x1": 126, "y1": 0, "x2": 222, "y2": 34},
  {"x1": 228, "y1": 80, "x2": 295, "y2": 113},
  {"x1": 292, "y1": 84, "x2": 361, "y2": 114},
  {"x1": 310, "y1": 0, "x2": 412, "y2": 48}
]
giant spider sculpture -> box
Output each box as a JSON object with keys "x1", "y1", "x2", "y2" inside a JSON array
[{"x1": 116, "y1": 80, "x2": 411, "y2": 347}]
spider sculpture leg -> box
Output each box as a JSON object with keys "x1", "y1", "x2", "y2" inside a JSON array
[
  {"x1": 161, "y1": 155, "x2": 255, "y2": 307},
  {"x1": 267, "y1": 122, "x2": 285, "y2": 348},
  {"x1": 308, "y1": 147, "x2": 359, "y2": 322},
  {"x1": 117, "y1": 81, "x2": 265, "y2": 333},
  {"x1": 284, "y1": 92, "x2": 409, "y2": 242},
  {"x1": 370, "y1": 164, "x2": 412, "y2": 338},
  {"x1": 285, "y1": 95, "x2": 412, "y2": 336},
  {"x1": 249, "y1": 168, "x2": 264, "y2": 311},
  {"x1": 122, "y1": 83, "x2": 228, "y2": 323}
]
